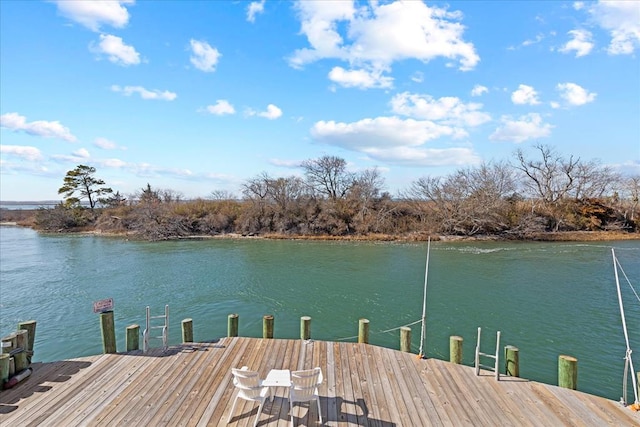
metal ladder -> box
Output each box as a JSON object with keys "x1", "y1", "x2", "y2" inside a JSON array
[
  {"x1": 475, "y1": 327, "x2": 501, "y2": 381},
  {"x1": 143, "y1": 305, "x2": 169, "y2": 353}
]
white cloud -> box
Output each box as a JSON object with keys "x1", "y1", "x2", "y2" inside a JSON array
[
  {"x1": 411, "y1": 72, "x2": 424, "y2": 83},
  {"x1": 589, "y1": 1, "x2": 640, "y2": 55},
  {"x1": 131, "y1": 163, "x2": 197, "y2": 179},
  {"x1": 189, "y1": 39, "x2": 221, "y2": 72},
  {"x1": 247, "y1": 0, "x2": 266, "y2": 23},
  {"x1": 360, "y1": 146, "x2": 480, "y2": 166},
  {"x1": 328, "y1": 66, "x2": 393, "y2": 89},
  {"x1": 206, "y1": 100, "x2": 236, "y2": 115},
  {"x1": 258, "y1": 104, "x2": 283, "y2": 120},
  {"x1": 556, "y1": 82, "x2": 596, "y2": 106},
  {"x1": 51, "y1": 152, "x2": 91, "y2": 163},
  {"x1": 73, "y1": 148, "x2": 90, "y2": 158},
  {"x1": 0, "y1": 145, "x2": 43, "y2": 161},
  {"x1": 290, "y1": 1, "x2": 478, "y2": 85},
  {"x1": 471, "y1": 84, "x2": 488, "y2": 97},
  {"x1": 312, "y1": 115, "x2": 481, "y2": 166},
  {"x1": 312, "y1": 117, "x2": 462, "y2": 149},
  {"x1": 559, "y1": 29, "x2": 594, "y2": 57},
  {"x1": 0, "y1": 112, "x2": 77, "y2": 142},
  {"x1": 99, "y1": 158, "x2": 127, "y2": 168},
  {"x1": 54, "y1": 0, "x2": 134, "y2": 32},
  {"x1": 111, "y1": 85, "x2": 177, "y2": 101},
  {"x1": 489, "y1": 113, "x2": 553, "y2": 143},
  {"x1": 573, "y1": 2, "x2": 585, "y2": 11},
  {"x1": 94, "y1": 137, "x2": 125, "y2": 150},
  {"x1": 522, "y1": 33, "x2": 544, "y2": 47},
  {"x1": 269, "y1": 158, "x2": 303, "y2": 168},
  {"x1": 511, "y1": 84, "x2": 541, "y2": 105},
  {"x1": 90, "y1": 34, "x2": 141, "y2": 66},
  {"x1": 390, "y1": 92, "x2": 491, "y2": 127}
]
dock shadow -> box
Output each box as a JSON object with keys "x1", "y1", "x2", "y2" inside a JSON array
[
  {"x1": 230, "y1": 396, "x2": 395, "y2": 426},
  {"x1": 476, "y1": 372, "x2": 530, "y2": 383},
  {"x1": 0, "y1": 360, "x2": 93, "y2": 412},
  {"x1": 324, "y1": 397, "x2": 396, "y2": 426},
  {"x1": 120, "y1": 339, "x2": 225, "y2": 358}
]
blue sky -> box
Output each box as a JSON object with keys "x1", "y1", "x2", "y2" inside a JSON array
[{"x1": 1, "y1": 0, "x2": 639, "y2": 201}]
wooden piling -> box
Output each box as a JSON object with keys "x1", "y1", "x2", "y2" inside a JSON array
[
  {"x1": 0, "y1": 353, "x2": 9, "y2": 383},
  {"x1": 450, "y1": 336, "x2": 463, "y2": 364},
  {"x1": 126, "y1": 324, "x2": 140, "y2": 351},
  {"x1": 181, "y1": 319, "x2": 193, "y2": 343},
  {"x1": 505, "y1": 345, "x2": 520, "y2": 377},
  {"x1": 1, "y1": 333, "x2": 17, "y2": 354},
  {"x1": 358, "y1": 319, "x2": 370, "y2": 344},
  {"x1": 15, "y1": 330, "x2": 28, "y2": 351},
  {"x1": 558, "y1": 355, "x2": 578, "y2": 390},
  {"x1": 13, "y1": 350, "x2": 28, "y2": 372},
  {"x1": 400, "y1": 327, "x2": 411, "y2": 352},
  {"x1": 17, "y1": 320, "x2": 36, "y2": 353},
  {"x1": 227, "y1": 314, "x2": 239, "y2": 337},
  {"x1": 100, "y1": 311, "x2": 117, "y2": 354},
  {"x1": 263, "y1": 315, "x2": 274, "y2": 339},
  {"x1": 300, "y1": 316, "x2": 311, "y2": 340}
]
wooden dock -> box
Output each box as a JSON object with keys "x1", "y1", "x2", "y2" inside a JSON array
[{"x1": 1, "y1": 337, "x2": 638, "y2": 426}]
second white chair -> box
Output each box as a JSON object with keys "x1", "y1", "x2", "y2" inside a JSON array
[
  {"x1": 228, "y1": 366, "x2": 271, "y2": 427},
  {"x1": 289, "y1": 367, "x2": 323, "y2": 426}
]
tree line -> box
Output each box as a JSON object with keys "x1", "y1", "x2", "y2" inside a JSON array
[{"x1": 33, "y1": 144, "x2": 638, "y2": 241}]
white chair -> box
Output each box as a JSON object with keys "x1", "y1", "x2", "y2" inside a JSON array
[
  {"x1": 289, "y1": 367, "x2": 323, "y2": 426},
  {"x1": 228, "y1": 366, "x2": 271, "y2": 427}
]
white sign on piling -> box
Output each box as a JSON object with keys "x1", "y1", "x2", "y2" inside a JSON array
[{"x1": 93, "y1": 298, "x2": 114, "y2": 313}]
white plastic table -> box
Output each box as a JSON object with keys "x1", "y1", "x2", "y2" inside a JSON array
[
  {"x1": 262, "y1": 369, "x2": 291, "y2": 387},
  {"x1": 262, "y1": 369, "x2": 291, "y2": 401}
]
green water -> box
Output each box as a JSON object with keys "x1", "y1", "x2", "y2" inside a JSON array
[{"x1": 0, "y1": 226, "x2": 638, "y2": 402}]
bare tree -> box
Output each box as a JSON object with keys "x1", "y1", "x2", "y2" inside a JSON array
[
  {"x1": 514, "y1": 144, "x2": 580, "y2": 204},
  {"x1": 346, "y1": 167, "x2": 386, "y2": 232},
  {"x1": 623, "y1": 175, "x2": 640, "y2": 222},
  {"x1": 210, "y1": 190, "x2": 236, "y2": 200},
  {"x1": 406, "y1": 162, "x2": 517, "y2": 235},
  {"x1": 265, "y1": 176, "x2": 305, "y2": 211},
  {"x1": 570, "y1": 160, "x2": 619, "y2": 200},
  {"x1": 302, "y1": 155, "x2": 355, "y2": 200}
]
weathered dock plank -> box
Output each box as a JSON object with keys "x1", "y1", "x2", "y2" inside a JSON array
[{"x1": 1, "y1": 337, "x2": 638, "y2": 427}]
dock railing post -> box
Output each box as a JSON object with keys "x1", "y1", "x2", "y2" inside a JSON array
[
  {"x1": 17, "y1": 320, "x2": 36, "y2": 364},
  {"x1": 227, "y1": 314, "x2": 239, "y2": 337},
  {"x1": 14, "y1": 330, "x2": 29, "y2": 372},
  {"x1": 400, "y1": 327, "x2": 411, "y2": 352},
  {"x1": 505, "y1": 345, "x2": 520, "y2": 377},
  {"x1": 0, "y1": 353, "x2": 9, "y2": 383},
  {"x1": 450, "y1": 336, "x2": 463, "y2": 364},
  {"x1": 181, "y1": 319, "x2": 193, "y2": 343},
  {"x1": 358, "y1": 319, "x2": 370, "y2": 344},
  {"x1": 263, "y1": 315, "x2": 274, "y2": 339},
  {"x1": 100, "y1": 311, "x2": 117, "y2": 354},
  {"x1": 126, "y1": 324, "x2": 140, "y2": 351},
  {"x1": 558, "y1": 355, "x2": 578, "y2": 390},
  {"x1": 300, "y1": 316, "x2": 311, "y2": 340}
]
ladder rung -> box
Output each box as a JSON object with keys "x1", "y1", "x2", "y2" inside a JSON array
[
  {"x1": 478, "y1": 352, "x2": 497, "y2": 359},
  {"x1": 479, "y1": 363, "x2": 496, "y2": 370},
  {"x1": 151, "y1": 325, "x2": 165, "y2": 329},
  {"x1": 149, "y1": 315, "x2": 167, "y2": 319}
]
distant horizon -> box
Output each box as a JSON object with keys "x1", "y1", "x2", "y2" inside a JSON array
[{"x1": 1, "y1": 200, "x2": 63, "y2": 204}]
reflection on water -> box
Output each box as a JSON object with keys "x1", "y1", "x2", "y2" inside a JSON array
[{"x1": 0, "y1": 225, "x2": 638, "y2": 401}]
